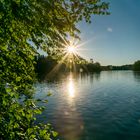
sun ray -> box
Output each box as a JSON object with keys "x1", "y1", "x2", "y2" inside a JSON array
[
  {"x1": 45, "y1": 53, "x2": 69, "y2": 78},
  {"x1": 45, "y1": 31, "x2": 97, "y2": 76}
]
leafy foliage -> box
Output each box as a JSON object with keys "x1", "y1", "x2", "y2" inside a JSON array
[{"x1": 0, "y1": 0, "x2": 109, "y2": 139}]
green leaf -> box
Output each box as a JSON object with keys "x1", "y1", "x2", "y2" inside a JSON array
[
  {"x1": 43, "y1": 100, "x2": 48, "y2": 103},
  {"x1": 52, "y1": 131, "x2": 58, "y2": 137},
  {"x1": 16, "y1": 77, "x2": 21, "y2": 82},
  {"x1": 47, "y1": 92, "x2": 52, "y2": 97}
]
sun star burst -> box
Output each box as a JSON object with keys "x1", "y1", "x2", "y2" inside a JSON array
[{"x1": 67, "y1": 45, "x2": 76, "y2": 54}]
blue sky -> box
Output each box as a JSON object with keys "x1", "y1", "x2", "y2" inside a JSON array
[{"x1": 77, "y1": 0, "x2": 140, "y2": 66}]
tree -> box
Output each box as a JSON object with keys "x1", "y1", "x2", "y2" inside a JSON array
[
  {"x1": 133, "y1": 60, "x2": 140, "y2": 71},
  {"x1": 0, "y1": 0, "x2": 109, "y2": 139}
]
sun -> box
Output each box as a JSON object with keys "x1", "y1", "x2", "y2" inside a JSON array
[{"x1": 66, "y1": 45, "x2": 76, "y2": 54}]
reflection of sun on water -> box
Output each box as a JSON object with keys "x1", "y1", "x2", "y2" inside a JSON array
[
  {"x1": 68, "y1": 77, "x2": 75, "y2": 98},
  {"x1": 54, "y1": 74, "x2": 84, "y2": 140}
]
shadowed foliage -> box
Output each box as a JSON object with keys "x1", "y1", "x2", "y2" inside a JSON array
[{"x1": 35, "y1": 55, "x2": 101, "y2": 81}]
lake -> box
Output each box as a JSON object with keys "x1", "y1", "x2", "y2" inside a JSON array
[{"x1": 35, "y1": 71, "x2": 140, "y2": 140}]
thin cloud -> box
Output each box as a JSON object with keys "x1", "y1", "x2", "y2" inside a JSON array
[{"x1": 107, "y1": 27, "x2": 113, "y2": 32}]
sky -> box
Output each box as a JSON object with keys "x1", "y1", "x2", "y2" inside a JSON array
[{"x1": 77, "y1": 0, "x2": 140, "y2": 66}]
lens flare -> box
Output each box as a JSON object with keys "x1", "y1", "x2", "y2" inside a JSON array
[{"x1": 67, "y1": 46, "x2": 76, "y2": 54}]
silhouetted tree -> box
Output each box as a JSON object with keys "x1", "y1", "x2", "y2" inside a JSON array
[{"x1": 133, "y1": 60, "x2": 140, "y2": 71}]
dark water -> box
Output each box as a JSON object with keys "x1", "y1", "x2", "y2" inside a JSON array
[{"x1": 35, "y1": 71, "x2": 140, "y2": 140}]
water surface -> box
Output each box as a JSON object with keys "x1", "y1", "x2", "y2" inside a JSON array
[{"x1": 35, "y1": 71, "x2": 140, "y2": 140}]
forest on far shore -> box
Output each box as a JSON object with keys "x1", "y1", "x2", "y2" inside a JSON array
[{"x1": 35, "y1": 55, "x2": 140, "y2": 80}]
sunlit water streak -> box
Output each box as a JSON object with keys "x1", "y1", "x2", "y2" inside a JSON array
[
  {"x1": 67, "y1": 74, "x2": 75, "y2": 98},
  {"x1": 35, "y1": 71, "x2": 140, "y2": 140}
]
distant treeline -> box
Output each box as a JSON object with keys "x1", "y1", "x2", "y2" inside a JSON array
[
  {"x1": 35, "y1": 55, "x2": 101, "y2": 79},
  {"x1": 101, "y1": 65, "x2": 133, "y2": 71},
  {"x1": 102, "y1": 60, "x2": 140, "y2": 71},
  {"x1": 35, "y1": 55, "x2": 140, "y2": 79}
]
